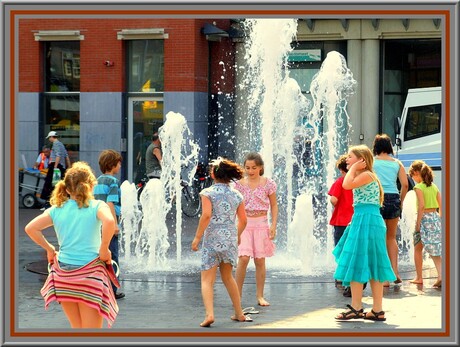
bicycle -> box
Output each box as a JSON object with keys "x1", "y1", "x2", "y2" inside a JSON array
[{"x1": 136, "y1": 166, "x2": 212, "y2": 217}]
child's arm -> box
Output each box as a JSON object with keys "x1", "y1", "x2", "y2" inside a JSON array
[
  {"x1": 414, "y1": 188, "x2": 425, "y2": 232},
  {"x1": 397, "y1": 160, "x2": 409, "y2": 205},
  {"x1": 436, "y1": 190, "x2": 442, "y2": 218},
  {"x1": 97, "y1": 202, "x2": 116, "y2": 264},
  {"x1": 106, "y1": 202, "x2": 119, "y2": 235},
  {"x1": 192, "y1": 195, "x2": 212, "y2": 251},
  {"x1": 236, "y1": 202, "x2": 247, "y2": 245},
  {"x1": 24, "y1": 212, "x2": 56, "y2": 264},
  {"x1": 342, "y1": 159, "x2": 371, "y2": 190},
  {"x1": 268, "y1": 192, "x2": 278, "y2": 240}
]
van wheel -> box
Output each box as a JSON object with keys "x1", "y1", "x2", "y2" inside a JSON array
[{"x1": 22, "y1": 194, "x2": 37, "y2": 208}]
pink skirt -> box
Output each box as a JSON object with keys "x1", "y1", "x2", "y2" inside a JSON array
[{"x1": 238, "y1": 216, "x2": 275, "y2": 259}]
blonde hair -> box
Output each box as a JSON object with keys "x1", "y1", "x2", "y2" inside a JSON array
[
  {"x1": 348, "y1": 145, "x2": 384, "y2": 206},
  {"x1": 50, "y1": 161, "x2": 97, "y2": 208}
]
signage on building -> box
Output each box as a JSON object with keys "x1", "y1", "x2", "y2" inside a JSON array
[{"x1": 288, "y1": 49, "x2": 322, "y2": 62}]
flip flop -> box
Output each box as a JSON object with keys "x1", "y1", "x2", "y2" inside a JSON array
[
  {"x1": 242, "y1": 307, "x2": 260, "y2": 315},
  {"x1": 231, "y1": 315, "x2": 253, "y2": 322}
]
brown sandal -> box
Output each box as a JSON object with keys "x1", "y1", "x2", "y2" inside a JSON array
[
  {"x1": 335, "y1": 304, "x2": 364, "y2": 320},
  {"x1": 364, "y1": 309, "x2": 386, "y2": 321}
]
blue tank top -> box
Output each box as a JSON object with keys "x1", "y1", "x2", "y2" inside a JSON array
[
  {"x1": 49, "y1": 199, "x2": 102, "y2": 265},
  {"x1": 374, "y1": 159, "x2": 400, "y2": 194}
]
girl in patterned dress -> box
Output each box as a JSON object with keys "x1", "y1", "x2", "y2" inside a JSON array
[
  {"x1": 408, "y1": 160, "x2": 442, "y2": 288},
  {"x1": 234, "y1": 152, "x2": 278, "y2": 307},
  {"x1": 191, "y1": 158, "x2": 250, "y2": 327},
  {"x1": 333, "y1": 145, "x2": 396, "y2": 321}
]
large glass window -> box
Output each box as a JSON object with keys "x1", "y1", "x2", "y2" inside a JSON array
[
  {"x1": 43, "y1": 41, "x2": 80, "y2": 162},
  {"x1": 404, "y1": 103, "x2": 441, "y2": 141},
  {"x1": 127, "y1": 40, "x2": 164, "y2": 92},
  {"x1": 381, "y1": 39, "x2": 441, "y2": 138}
]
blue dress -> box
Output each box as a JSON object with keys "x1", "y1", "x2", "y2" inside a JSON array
[
  {"x1": 333, "y1": 179, "x2": 396, "y2": 286},
  {"x1": 199, "y1": 183, "x2": 244, "y2": 271}
]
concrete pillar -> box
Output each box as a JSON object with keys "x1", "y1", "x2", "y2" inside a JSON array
[
  {"x1": 346, "y1": 40, "x2": 362, "y2": 146},
  {"x1": 361, "y1": 39, "x2": 380, "y2": 146}
]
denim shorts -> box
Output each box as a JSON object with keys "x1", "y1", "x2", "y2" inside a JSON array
[
  {"x1": 379, "y1": 193, "x2": 401, "y2": 219},
  {"x1": 58, "y1": 261, "x2": 83, "y2": 271}
]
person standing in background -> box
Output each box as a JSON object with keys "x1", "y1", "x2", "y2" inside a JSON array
[
  {"x1": 40, "y1": 131, "x2": 71, "y2": 209},
  {"x1": 372, "y1": 134, "x2": 408, "y2": 286},
  {"x1": 93, "y1": 149, "x2": 125, "y2": 300},
  {"x1": 408, "y1": 160, "x2": 442, "y2": 288},
  {"x1": 33, "y1": 146, "x2": 51, "y2": 170}
]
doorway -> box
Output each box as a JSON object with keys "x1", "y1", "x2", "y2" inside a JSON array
[{"x1": 127, "y1": 97, "x2": 164, "y2": 183}]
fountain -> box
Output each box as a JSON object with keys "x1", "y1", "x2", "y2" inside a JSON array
[{"x1": 119, "y1": 19, "x2": 415, "y2": 279}]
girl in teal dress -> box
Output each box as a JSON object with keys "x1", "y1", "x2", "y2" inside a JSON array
[{"x1": 333, "y1": 145, "x2": 396, "y2": 321}]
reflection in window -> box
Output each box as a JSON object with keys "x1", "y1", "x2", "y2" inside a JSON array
[
  {"x1": 43, "y1": 41, "x2": 80, "y2": 162},
  {"x1": 404, "y1": 104, "x2": 441, "y2": 141},
  {"x1": 43, "y1": 94, "x2": 80, "y2": 163},
  {"x1": 45, "y1": 41, "x2": 80, "y2": 92},
  {"x1": 128, "y1": 40, "x2": 164, "y2": 92}
]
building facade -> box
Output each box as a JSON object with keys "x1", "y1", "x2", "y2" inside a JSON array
[{"x1": 17, "y1": 17, "x2": 441, "y2": 183}]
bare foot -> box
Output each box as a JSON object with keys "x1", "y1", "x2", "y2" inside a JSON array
[
  {"x1": 200, "y1": 316, "x2": 214, "y2": 327},
  {"x1": 257, "y1": 297, "x2": 270, "y2": 306},
  {"x1": 394, "y1": 277, "x2": 402, "y2": 284},
  {"x1": 409, "y1": 278, "x2": 423, "y2": 284},
  {"x1": 432, "y1": 280, "x2": 442, "y2": 288},
  {"x1": 231, "y1": 314, "x2": 253, "y2": 322},
  {"x1": 383, "y1": 281, "x2": 390, "y2": 287}
]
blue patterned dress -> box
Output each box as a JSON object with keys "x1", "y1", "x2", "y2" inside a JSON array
[
  {"x1": 199, "y1": 183, "x2": 244, "y2": 271},
  {"x1": 333, "y1": 178, "x2": 396, "y2": 286}
]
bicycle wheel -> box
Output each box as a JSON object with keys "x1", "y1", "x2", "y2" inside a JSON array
[{"x1": 181, "y1": 184, "x2": 201, "y2": 217}]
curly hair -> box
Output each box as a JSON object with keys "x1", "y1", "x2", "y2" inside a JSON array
[
  {"x1": 50, "y1": 161, "x2": 97, "y2": 208},
  {"x1": 209, "y1": 157, "x2": 244, "y2": 183}
]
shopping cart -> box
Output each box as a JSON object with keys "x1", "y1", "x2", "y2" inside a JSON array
[{"x1": 18, "y1": 168, "x2": 47, "y2": 208}]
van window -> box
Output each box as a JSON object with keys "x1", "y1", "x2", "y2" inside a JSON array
[{"x1": 404, "y1": 103, "x2": 441, "y2": 141}]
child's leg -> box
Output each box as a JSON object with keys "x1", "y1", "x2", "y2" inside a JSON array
[
  {"x1": 430, "y1": 255, "x2": 442, "y2": 286},
  {"x1": 254, "y1": 257, "x2": 269, "y2": 306},
  {"x1": 200, "y1": 266, "x2": 217, "y2": 327},
  {"x1": 365, "y1": 280, "x2": 386, "y2": 320},
  {"x1": 78, "y1": 302, "x2": 104, "y2": 328},
  {"x1": 219, "y1": 262, "x2": 245, "y2": 320},
  {"x1": 410, "y1": 240, "x2": 424, "y2": 284},
  {"x1": 61, "y1": 301, "x2": 83, "y2": 328},
  {"x1": 235, "y1": 255, "x2": 250, "y2": 299}
]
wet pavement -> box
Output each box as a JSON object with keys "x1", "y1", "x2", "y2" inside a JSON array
[{"x1": 15, "y1": 207, "x2": 445, "y2": 342}]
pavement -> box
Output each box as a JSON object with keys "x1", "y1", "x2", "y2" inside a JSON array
[{"x1": 13, "y1": 206, "x2": 446, "y2": 344}]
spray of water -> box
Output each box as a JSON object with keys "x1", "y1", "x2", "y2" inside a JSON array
[
  {"x1": 159, "y1": 111, "x2": 200, "y2": 262},
  {"x1": 238, "y1": 19, "x2": 356, "y2": 274}
]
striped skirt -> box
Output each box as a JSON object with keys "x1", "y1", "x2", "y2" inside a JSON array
[{"x1": 40, "y1": 257, "x2": 119, "y2": 328}]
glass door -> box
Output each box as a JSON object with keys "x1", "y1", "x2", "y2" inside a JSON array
[{"x1": 128, "y1": 97, "x2": 164, "y2": 183}]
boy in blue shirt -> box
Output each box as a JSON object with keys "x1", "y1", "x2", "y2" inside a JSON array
[{"x1": 93, "y1": 149, "x2": 125, "y2": 299}]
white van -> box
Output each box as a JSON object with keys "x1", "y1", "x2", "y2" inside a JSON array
[{"x1": 394, "y1": 86, "x2": 442, "y2": 192}]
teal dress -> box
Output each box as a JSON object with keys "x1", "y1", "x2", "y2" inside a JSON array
[{"x1": 333, "y1": 178, "x2": 396, "y2": 286}]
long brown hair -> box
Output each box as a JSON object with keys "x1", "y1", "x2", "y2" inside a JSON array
[
  {"x1": 409, "y1": 160, "x2": 434, "y2": 187},
  {"x1": 50, "y1": 161, "x2": 97, "y2": 208},
  {"x1": 209, "y1": 157, "x2": 244, "y2": 183},
  {"x1": 349, "y1": 145, "x2": 384, "y2": 206}
]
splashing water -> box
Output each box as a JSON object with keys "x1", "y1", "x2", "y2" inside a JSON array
[
  {"x1": 119, "y1": 181, "x2": 142, "y2": 265},
  {"x1": 238, "y1": 19, "x2": 356, "y2": 274},
  {"x1": 399, "y1": 190, "x2": 417, "y2": 264},
  {"x1": 159, "y1": 111, "x2": 200, "y2": 262}
]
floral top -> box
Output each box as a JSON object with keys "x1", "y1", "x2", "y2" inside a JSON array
[
  {"x1": 353, "y1": 177, "x2": 381, "y2": 206},
  {"x1": 233, "y1": 177, "x2": 277, "y2": 216}
]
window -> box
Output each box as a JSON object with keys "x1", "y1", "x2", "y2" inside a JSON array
[
  {"x1": 404, "y1": 103, "x2": 441, "y2": 141},
  {"x1": 127, "y1": 40, "x2": 164, "y2": 92},
  {"x1": 44, "y1": 41, "x2": 80, "y2": 162}
]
